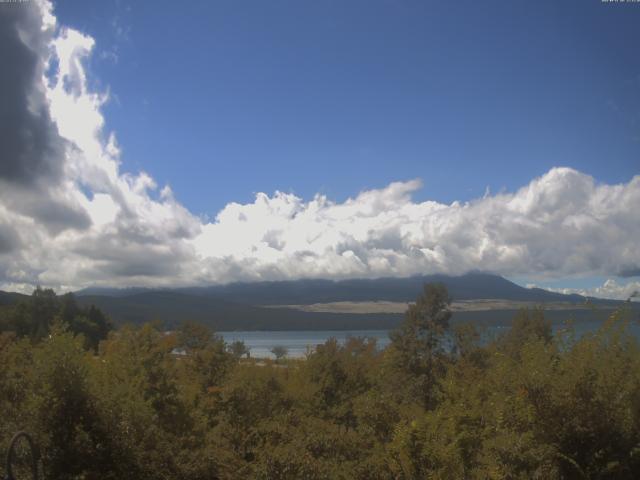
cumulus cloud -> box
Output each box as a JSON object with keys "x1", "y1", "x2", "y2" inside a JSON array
[
  {"x1": 537, "y1": 279, "x2": 640, "y2": 302},
  {"x1": 0, "y1": 1, "x2": 201, "y2": 291},
  {"x1": 0, "y1": 1, "x2": 91, "y2": 235},
  {"x1": 0, "y1": 0, "x2": 59, "y2": 185},
  {"x1": 0, "y1": 1, "x2": 639, "y2": 293},
  {"x1": 191, "y1": 169, "x2": 640, "y2": 284}
]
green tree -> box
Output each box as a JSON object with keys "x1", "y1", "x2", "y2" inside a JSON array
[
  {"x1": 387, "y1": 282, "x2": 452, "y2": 408},
  {"x1": 271, "y1": 345, "x2": 288, "y2": 362},
  {"x1": 497, "y1": 306, "x2": 552, "y2": 357},
  {"x1": 228, "y1": 340, "x2": 250, "y2": 359},
  {"x1": 177, "y1": 321, "x2": 233, "y2": 391},
  {"x1": 0, "y1": 289, "x2": 112, "y2": 348},
  {"x1": 29, "y1": 322, "x2": 113, "y2": 479}
]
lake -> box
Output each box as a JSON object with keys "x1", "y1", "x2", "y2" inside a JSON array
[
  {"x1": 220, "y1": 330, "x2": 391, "y2": 359},
  {"x1": 220, "y1": 318, "x2": 640, "y2": 359}
]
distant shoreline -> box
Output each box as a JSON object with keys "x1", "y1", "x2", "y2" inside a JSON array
[{"x1": 263, "y1": 298, "x2": 612, "y2": 315}]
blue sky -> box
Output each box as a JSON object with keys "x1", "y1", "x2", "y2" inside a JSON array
[
  {"x1": 0, "y1": 0, "x2": 639, "y2": 296},
  {"x1": 54, "y1": 0, "x2": 639, "y2": 215}
]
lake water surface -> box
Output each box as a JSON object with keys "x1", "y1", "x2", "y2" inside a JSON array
[
  {"x1": 220, "y1": 318, "x2": 640, "y2": 359},
  {"x1": 220, "y1": 330, "x2": 392, "y2": 359}
]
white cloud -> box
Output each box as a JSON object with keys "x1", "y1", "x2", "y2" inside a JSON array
[
  {"x1": 0, "y1": 1, "x2": 639, "y2": 293},
  {"x1": 534, "y1": 279, "x2": 640, "y2": 302},
  {"x1": 190, "y1": 169, "x2": 640, "y2": 284}
]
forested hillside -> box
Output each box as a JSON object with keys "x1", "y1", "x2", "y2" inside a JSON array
[
  {"x1": 75, "y1": 291, "x2": 402, "y2": 331},
  {"x1": 1, "y1": 284, "x2": 639, "y2": 479},
  {"x1": 77, "y1": 273, "x2": 591, "y2": 304},
  {"x1": 65, "y1": 273, "x2": 626, "y2": 330},
  {"x1": 0, "y1": 287, "x2": 112, "y2": 349}
]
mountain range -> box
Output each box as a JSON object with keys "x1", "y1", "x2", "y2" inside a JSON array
[
  {"x1": 75, "y1": 273, "x2": 631, "y2": 330},
  {"x1": 2, "y1": 273, "x2": 631, "y2": 331},
  {"x1": 77, "y1": 273, "x2": 593, "y2": 304}
]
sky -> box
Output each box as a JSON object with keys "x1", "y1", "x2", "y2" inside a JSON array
[{"x1": 0, "y1": 0, "x2": 639, "y2": 299}]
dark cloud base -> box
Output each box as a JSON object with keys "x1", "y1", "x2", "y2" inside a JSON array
[{"x1": 0, "y1": 3, "x2": 63, "y2": 185}]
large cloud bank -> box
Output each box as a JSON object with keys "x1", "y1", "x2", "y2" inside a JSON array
[
  {"x1": 538, "y1": 279, "x2": 640, "y2": 303},
  {"x1": 1, "y1": 1, "x2": 639, "y2": 296}
]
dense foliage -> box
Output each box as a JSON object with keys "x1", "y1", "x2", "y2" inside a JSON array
[
  {"x1": 1, "y1": 285, "x2": 639, "y2": 479},
  {"x1": 0, "y1": 287, "x2": 112, "y2": 349}
]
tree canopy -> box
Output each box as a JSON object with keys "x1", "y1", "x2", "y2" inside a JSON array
[
  {"x1": 0, "y1": 288, "x2": 112, "y2": 349},
  {"x1": 1, "y1": 284, "x2": 640, "y2": 479}
]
